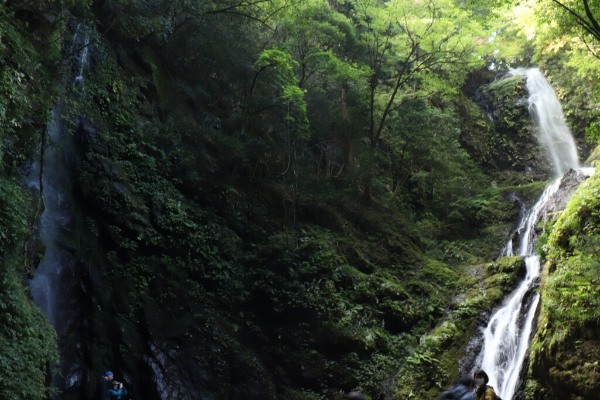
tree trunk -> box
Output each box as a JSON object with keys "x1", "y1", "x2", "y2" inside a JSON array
[{"x1": 341, "y1": 84, "x2": 352, "y2": 174}]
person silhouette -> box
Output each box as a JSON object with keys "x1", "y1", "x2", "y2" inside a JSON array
[
  {"x1": 474, "y1": 370, "x2": 498, "y2": 400},
  {"x1": 99, "y1": 371, "x2": 114, "y2": 400}
]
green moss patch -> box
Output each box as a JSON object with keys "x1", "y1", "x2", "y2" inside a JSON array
[{"x1": 527, "y1": 170, "x2": 600, "y2": 399}]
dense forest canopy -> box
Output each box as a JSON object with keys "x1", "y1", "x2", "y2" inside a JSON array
[{"x1": 0, "y1": 0, "x2": 598, "y2": 399}]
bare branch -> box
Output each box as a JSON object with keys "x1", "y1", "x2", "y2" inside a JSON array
[
  {"x1": 551, "y1": 0, "x2": 600, "y2": 41},
  {"x1": 582, "y1": 35, "x2": 600, "y2": 59},
  {"x1": 207, "y1": 0, "x2": 271, "y2": 15},
  {"x1": 205, "y1": 0, "x2": 291, "y2": 29}
]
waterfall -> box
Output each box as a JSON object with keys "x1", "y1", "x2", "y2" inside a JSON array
[
  {"x1": 28, "y1": 105, "x2": 70, "y2": 327},
  {"x1": 27, "y1": 23, "x2": 90, "y2": 392},
  {"x1": 29, "y1": 24, "x2": 89, "y2": 329},
  {"x1": 512, "y1": 67, "x2": 580, "y2": 176},
  {"x1": 475, "y1": 68, "x2": 586, "y2": 400}
]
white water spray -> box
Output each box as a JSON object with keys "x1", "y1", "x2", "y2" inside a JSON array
[
  {"x1": 477, "y1": 68, "x2": 586, "y2": 399},
  {"x1": 513, "y1": 68, "x2": 580, "y2": 175}
]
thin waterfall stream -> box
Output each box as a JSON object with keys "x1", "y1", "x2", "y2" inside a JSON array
[
  {"x1": 474, "y1": 68, "x2": 593, "y2": 400},
  {"x1": 27, "y1": 23, "x2": 90, "y2": 392},
  {"x1": 29, "y1": 26, "x2": 90, "y2": 328}
]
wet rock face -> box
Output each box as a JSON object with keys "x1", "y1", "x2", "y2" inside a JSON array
[
  {"x1": 539, "y1": 169, "x2": 591, "y2": 216},
  {"x1": 138, "y1": 337, "x2": 277, "y2": 400},
  {"x1": 474, "y1": 75, "x2": 553, "y2": 181}
]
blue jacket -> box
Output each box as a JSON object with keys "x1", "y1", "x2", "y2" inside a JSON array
[
  {"x1": 108, "y1": 387, "x2": 128, "y2": 400},
  {"x1": 440, "y1": 384, "x2": 476, "y2": 400}
]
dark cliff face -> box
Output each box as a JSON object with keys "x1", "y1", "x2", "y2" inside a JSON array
[{"x1": 47, "y1": 10, "x2": 520, "y2": 400}]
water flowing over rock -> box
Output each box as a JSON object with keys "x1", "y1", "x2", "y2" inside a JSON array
[
  {"x1": 511, "y1": 68, "x2": 580, "y2": 177},
  {"x1": 28, "y1": 21, "x2": 91, "y2": 394},
  {"x1": 467, "y1": 68, "x2": 592, "y2": 400}
]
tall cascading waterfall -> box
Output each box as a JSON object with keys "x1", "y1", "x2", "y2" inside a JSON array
[
  {"x1": 518, "y1": 68, "x2": 580, "y2": 177},
  {"x1": 474, "y1": 68, "x2": 588, "y2": 400},
  {"x1": 27, "y1": 23, "x2": 90, "y2": 393}
]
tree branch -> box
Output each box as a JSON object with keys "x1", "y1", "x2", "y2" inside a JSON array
[
  {"x1": 583, "y1": 0, "x2": 600, "y2": 38},
  {"x1": 551, "y1": 0, "x2": 600, "y2": 41}
]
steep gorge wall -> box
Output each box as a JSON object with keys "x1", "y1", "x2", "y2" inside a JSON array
[
  {"x1": 34, "y1": 9, "x2": 537, "y2": 400},
  {"x1": 2, "y1": 3, "x2": 598, "y2": 400}
]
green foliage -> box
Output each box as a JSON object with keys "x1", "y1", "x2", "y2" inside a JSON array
[
  {"x1": 253, "y1": 49, "x2": 309, "y2": 137},
  {"x1": 0, "y1": 261, "x2": 58, "y2": 400},
  {"x1": 3, "y1": 0, "x2": 592, "y2": 398},
  {"x1": 0, "y1": 5, "x2": 61, "y2": 398},
  {"x1": 254, "y1": 49, "x2": 299, "y2": 85},
  {"x1": 587, "y1": 144, "x2": 600, "y2": 166},
  {"x1": 528, "y1": 0, "x2": 600, "y2": 60},
  {"x1": 393, "y1": 256, "x2": 524, "y2": 399},
  {"x1": 586, "y1": 118, "x2": 600, "y2": 144},
  {"x1": 381, "y1": 99, "x2": 485, "y2": 217},
  {"x1": 0, "y1": 178, "x2": 28, "y2": 248},
  {"x1": 0, "y1": 19, "x2": 32, "y2": 134},
  {"x1": 543, "y1": 170, "x2": 600, "y2": 326},
  {"x1": 78, "y1": 55, "x2": 244, "y2": 306},
  {"x1": 0, "y1": 6, "x2": 58, "y2": 173}
]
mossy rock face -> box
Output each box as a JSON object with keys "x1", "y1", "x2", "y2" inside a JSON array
[
  {"x1": 526, "y1": 171, "x2": 600, "y2": 400},
  {"x1": 475, "y1": 74, "x2": 553, "y2": 182},
  {"x1": 455, "y1": 93, "x2": 495, "y2": 168},
  {"x1": 528, "y1": 324, "x2": 600, "y2": 400},
  {"x1": 585, "y1": 144, "x2": 600, "y2": 165}
]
